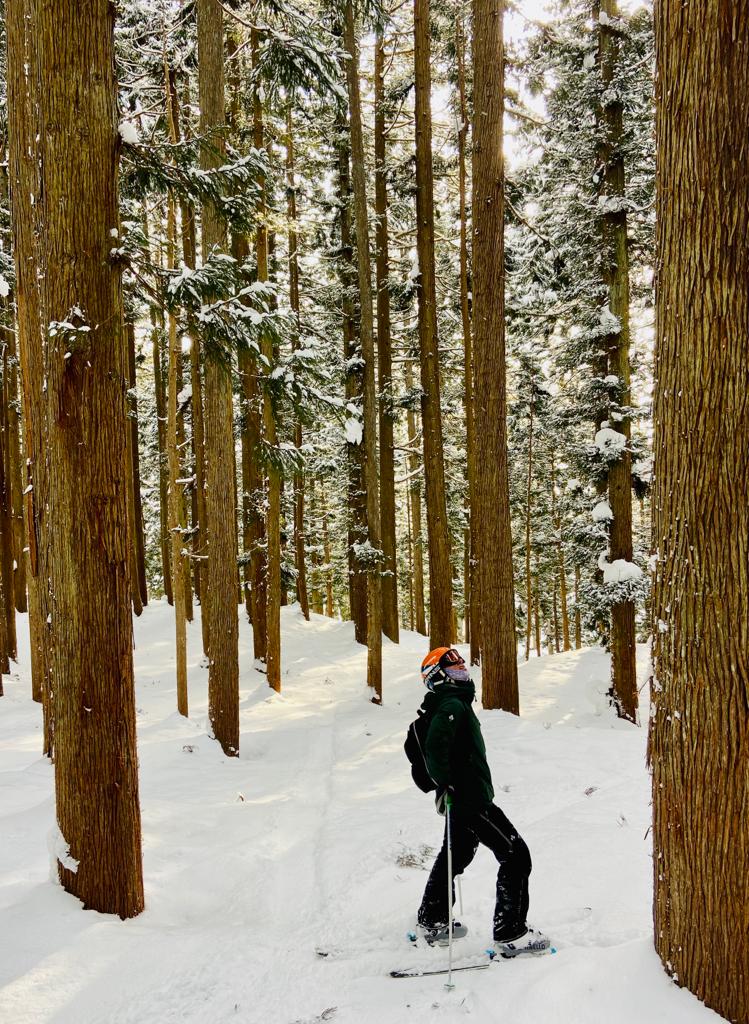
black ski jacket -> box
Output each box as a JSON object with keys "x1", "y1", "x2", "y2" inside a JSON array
[{"x1": 421, "y1": 680, "x2": 495, "y2": 815}]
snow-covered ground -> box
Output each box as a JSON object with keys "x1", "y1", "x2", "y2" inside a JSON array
[{"x1": 0, "y1": 603, "x2": 723, "y2": 1024}]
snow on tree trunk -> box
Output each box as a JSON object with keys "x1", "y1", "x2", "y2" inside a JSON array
[{"x1": 595, "y1": 0, "x2": 637, "y2": 723}]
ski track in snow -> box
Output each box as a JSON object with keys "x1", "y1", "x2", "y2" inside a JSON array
[{"x1": 0, "y1": 604, "x2": 725, "y2": 1024}]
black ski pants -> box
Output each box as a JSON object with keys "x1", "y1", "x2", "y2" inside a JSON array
[{"x1": 418, "y1": 802, "x2": 531, "y2": 942}]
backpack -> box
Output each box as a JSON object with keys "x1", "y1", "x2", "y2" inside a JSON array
[{"x1": 404, "y1": 708, "x2": 438, "y2": 793}]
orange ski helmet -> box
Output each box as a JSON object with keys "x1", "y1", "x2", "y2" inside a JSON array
[{"x1": 421, "y1": 647, "x2": 465, "y2": 690}]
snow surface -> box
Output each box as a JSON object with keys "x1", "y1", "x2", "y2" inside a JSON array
[
  {"x1": 592, "y1": 500, "x2": 614, "y2": 523},
  {"x1": 0, "y1": 606, "x2": 723, "y2": 1024},
  {"x1": 598, "y1": 552, "x2": 645, "y2": 584}
]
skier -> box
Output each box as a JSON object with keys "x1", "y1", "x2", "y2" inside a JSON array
[{"x1": 415, "y1": 646, "x2": 550, "y2": 956}]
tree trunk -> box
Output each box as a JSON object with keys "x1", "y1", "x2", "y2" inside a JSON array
[
  {"x1": 343, "y1": 0, "x2": 383, "y2": 702},
  {"x1": 405, "y1": 360, "x2": 427, "y2": 636},
  {"x1": 456, "y1": 12, "x2": 479, "y2": 665},
  {"x1": 551, "y1": 452, "x2": 570, "y2": 651},
  {"x1": 574, "y1": 565, "x2": 582, "y2": 649},
  {"x1": 472, "y1": 0, "x2": 518, "y2": 711},
  {"x1": 374, "y1": 28, "x2": 399, "y2": 644},
  {"x1": 0, "y1": 356, "x2": 17, "y2": 659},
  {"x1": 414, "y1": 0, "x2": 453, "y2": 648},
  {"x1": 336, "y1": 115, "x2": 368, "y2": 645},
  {"x1": 285, "y1": 105, "x2": 310, "y2": 621},
  {"x1": 35, "y1": 0, "x2": 144, "y2": 916},
  {"x1": 175, "y1": 76, "x2": 208, "y2": 647},
  {"x1": 6, "y1": 0, "x2": 52, "y2": 744},
  {"x1": 252, "y1": 28, "x2": 282, "y2": 693},
  {"x1": 649, "y1": 4, "x2": 748, "y2": 1020},
  {"x1": 197, "y1": 0, "x2": 239, "y2": 755},
  {"x1": 596, "y1": 0, "x2": 637, "y2": 723},
  {"x1": 166, "y1": 190, "x2": 188, "y2": 716},
  {"x1": 148, "y1": 222, "x2": 173, "y2": 605},
  {"x1": 126, "y1": 323, "x2": 148, "y2": 610}
]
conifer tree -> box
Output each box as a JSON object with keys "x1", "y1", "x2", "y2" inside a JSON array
[
  {"x1": 649, "y1": 2, "x2": 748, "y2": 1019},
  {"x1": 35, "y1": 0, "x2": 144, "y2": 917}
]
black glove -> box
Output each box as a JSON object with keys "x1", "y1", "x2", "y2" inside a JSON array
[{"x1": 435, "y1": 786, "x2": 455, "y2": 816}]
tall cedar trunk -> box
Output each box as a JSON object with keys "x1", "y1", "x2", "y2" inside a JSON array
[
  {"x1": 472, "y1": 0, "x2": 518, "y2": 712},
  {"x1": 122, "y1": 333, "x2": 142, "y2": 619},
  {"x1": 574, "y1": 565, "x2": 582, "y2": 649},
  {"x1": 649, "y1": 4, "x2": 749, "y2": 1020},
  {"x1": 405, "y1": 359, "x2": 427, "y2": 636},
  {"x1": 406, "y1": 485, "x2": 414, "y2": 631},
  {"x1": 533, "y1": 571, "x2": 541, "y2": 658},
  {"x1": 337, "y1": 117, "x2": 367, "y2": 644},
  {"x1": 285, "y1": 106, "x2": 310, "y2": 621},
  {"x1": 36, "y1": 0, "x2": 143, "y2": 916},
  {"x1": 198, "y1": 0, "x2": 239, "y2": 755},
  {"x1": 148, "y1": 222, "x2": 173, "y2": 605},
  {"x1": 252, "y1": 29, "x2": 281, "y2": 692},
  {"x1": 413, "y1": 0, "x2": 453, "y2": 647},
  {"x1": 0, "y1": 216, "x2": 28, "y2": 615},
  {"x1": 0, "y1": 359, "x2": 17, "y2": 659},
  {"x1": 176, "y1": 77, "x2": 209, "y2": 645},
  {"x1": 166, "y1": 186, "x2": 188, "y2": 715},
  {"x1": 164, "y1": 68, "x2": 193, "y2": 626},
  {"x1": 551, "y1": 452, "x2": 570, "y2": 650},
  {"x1": 343, "y1": 1, "x2": 383, "y2": 701},
  {"x1": 596, "y1": 0, "x2": 636, "y2": 722},
  {"x1": 321, "y1": 494, "x2": 335, "y2": 618},
  {"x1": 126, "y1": 323, "x2": 148, "y2": 609},
  {"x1": 6, "y1": 0, "x2": 52, "y2": 735},
  {"x1": 456, "y1": 13, "x2": 479, "y2": 664},
  {"x1": 308, "y1": 479, "x2": 324, "y2": 615},
  {"x1": 524, "y1": 397, "x2": 534, "y2": 661},
  {"x1": 374, "y1": 29, "x2": 399, "y2": 643}
]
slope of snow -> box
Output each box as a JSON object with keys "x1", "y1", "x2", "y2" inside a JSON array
[{"x1": 0, "y1": 604, "x2": 723, "y2": 1024}]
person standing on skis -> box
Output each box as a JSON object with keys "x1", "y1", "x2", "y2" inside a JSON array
[{"x1": 415, "y1": 646, "x2": 549, "y2": 956}]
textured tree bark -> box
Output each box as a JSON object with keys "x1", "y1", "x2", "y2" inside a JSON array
[
  {"x1": 198, "y1": 0, "x2": 239, "y2": 755},
  {"x1": 649, "y1": 4, "x2": 749, "y2": 1021},
  {"x1": 596, "y1": 0, "x2": 637, "y2": 723},
  {"x1": 126, "y1": 323, "x2": 148, "y2": 611},
  {"x1": 574, "y1": 565, "x2": 582, "y2": 650},
  {"x1": 285, "y1": 105, "x2": 310, "y2": 621},
  {"x1": 374, "y1": 29, "x2": 399, "y2": 644},
  {"x1": 252, "y1": 29, "x2": 281, "y2": 693},
  {"x1": 308, "y1": 479, "x2": 324, "y2": 616},
  {"x1": 147, "y1": 221, "x2": 173, "y2": 606},
  {"x1": 414, "y1": 0, "x2": 453, "y2": 648},
  {"x1": 35, "y1": 0, "x2": 143, "y2": 916},
  {"x1": 174, "y1": 76, "x2": 208, "y2": 646},
  {"x1": 455, "y1": 13, "x2": 479, "y2": 665},
  {"x1": 471, "y1": 0, "x2": 518, "y2": 712},
  {"x1": 336, "y1": 117, "x2": 368, "y2": 644},
  {"x1": 551, "y1": 452, "x2": 570, "y2": 651},
  {"x1": 5, "y1": 0, "x2": 51, "y2": 731},
  {"x1": 405, "y1": 359, "x2": 427, "y2": 636},
  {"x1": 166, "y1": 192, "x2": 188, "y2": 717},
  {"x1": 343, "y1": 0, "x2": 383, "y2": 702},
  {"x1": 0, "y1": 359, "x2": 17, "y2": 659}
]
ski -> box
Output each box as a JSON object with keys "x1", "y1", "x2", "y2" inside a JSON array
[
  {"x1": 390, "y1": 944, "x2": 556, "y2": 979},
  {"x1": 390, "y1": 955, "x2": 493, "y2": 979}
]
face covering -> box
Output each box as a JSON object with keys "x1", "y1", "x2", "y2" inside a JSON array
[{"x1": 444, "y1": 664, "x2": 471, "y2": 683}]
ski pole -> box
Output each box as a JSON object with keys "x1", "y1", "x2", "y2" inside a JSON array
[{"x1": 445, "y1": 792, "x2": 455, "y2": 990}]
